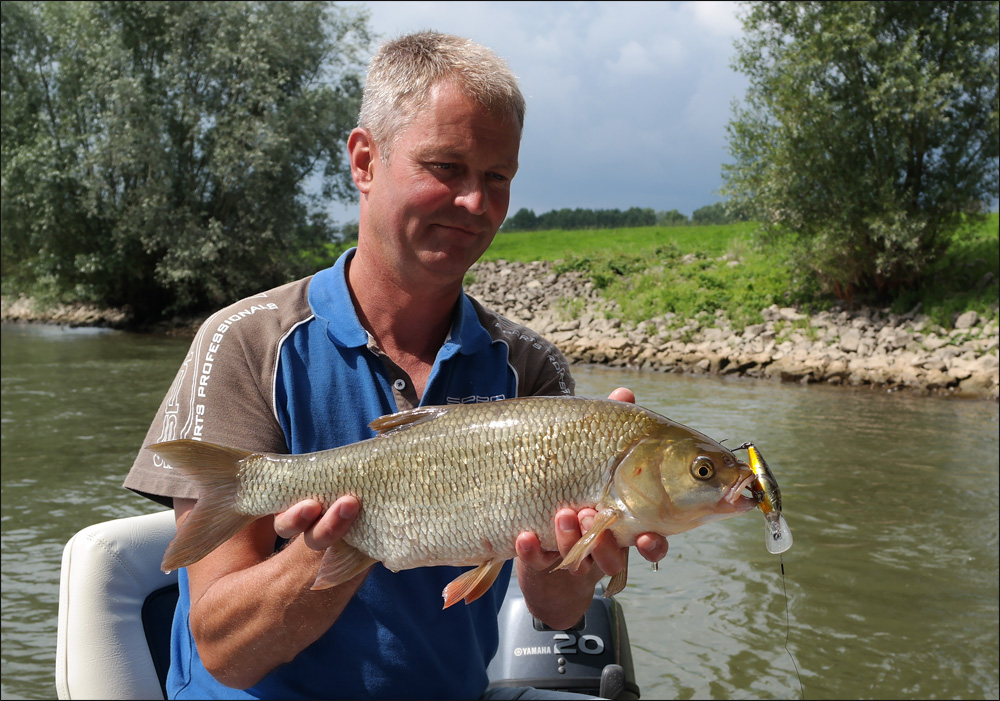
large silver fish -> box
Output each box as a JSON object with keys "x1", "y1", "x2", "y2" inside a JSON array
[{"x1": 151, "y1": 396, "x2": 758, "y2": 606}]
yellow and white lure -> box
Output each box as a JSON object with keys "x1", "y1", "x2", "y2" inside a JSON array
[
  {"x1": 737, "y1": 442, "x2": 803, "y2": 698},
  {"x1": 737, "y1": 442, "x2": 793, "y2": 554}
]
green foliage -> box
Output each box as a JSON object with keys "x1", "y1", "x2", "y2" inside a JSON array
[
  {"x1": 889, "y1": 212, "x2": 1000, "y2": 328},
  {"x1": 516, "y1": 223, "x2": 805, "y2": 326},
  {"x1": 552, "y1": 253, "x2": 647, "y2": 290},
  {"x1": 723, "y1": 0, "x2": 999, "y2": 306},
  {"x1": 483, "y1": 217, "x2": 996, "y2": 330},
  {"x1": 502, "y1": 204, "x2": 747, "y2": 231},
  {"x1": 691, "y1": 201, "x2": 746, "y2": 226},
  {"x1": 501, "y1": 206, "x2": 656, "y2": 232},
  {"x1": 503, "y1": 207, "x2": 539, "y2": 232},
  {"x1": 485, "y1": 222, "x2": 758, "y2": 262},
  {"x1": 656, "y1": 209, "x2": 689, "y2": 226},
  {"x1": 1, "y1": 1, "x2": 371, "y2": 320},
  {"x1": 598, "y1": 241, "x2": 814, "y2": 328}
]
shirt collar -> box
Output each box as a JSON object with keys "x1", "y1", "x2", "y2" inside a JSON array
[
  {"x1": 442, "y1": 291, "x2": 492, "y2": 358},
  {"x1": 309, "y1": 248, "x2": 368, "y2": 348},
  {"x1": 309, "y1": 247, "x2": 492, "y2": 356}
]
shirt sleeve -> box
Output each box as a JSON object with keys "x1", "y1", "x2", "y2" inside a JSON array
[{"x1": 123, "y1": 281, "x2": 312, "y2": 506}]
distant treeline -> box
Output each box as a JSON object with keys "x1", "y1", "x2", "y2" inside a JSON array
[{"x1": 501, "y1": 201, "x2": 744, "y2": 232}]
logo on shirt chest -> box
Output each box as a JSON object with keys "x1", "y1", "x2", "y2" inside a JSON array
[{"x1": 446, "y1": 394, "x2": 507, "y2": 404}]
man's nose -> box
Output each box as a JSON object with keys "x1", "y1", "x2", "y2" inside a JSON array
[{"x1": 454, "y1": 175, "x2": 488, "y2": 216}]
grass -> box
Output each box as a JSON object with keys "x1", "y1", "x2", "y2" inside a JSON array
[
  {"x1": 482, "y1": 222, "x2": 758, "y2": 262},
  {"x1": 479, "y1": 214, "x2": 999, "y2": 330}
]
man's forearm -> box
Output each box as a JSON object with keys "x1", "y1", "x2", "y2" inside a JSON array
[
  {"x1": 197, "y1": 524, "x2": 599, "y2": 686},
  {"x1": 184, "y1": 522, "x2": 369, "y2": 689}
]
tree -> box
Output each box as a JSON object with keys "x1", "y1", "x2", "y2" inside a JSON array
[
  {"x1": 692, "y1": 201, "x2": 746, "y2": 225},
  {"x1": 656, "y1": 209, "x2": 689, "y2": 226},
  {"x1": 722, "y1": 1, "x2": 999, "y2": 304},
  {"x1": 501, "y1": 206, "x2": 658, "y2": 232},
  {"x1": 1, "y1": 1, "x2": 371, "y2": 320},
  {"x1": 502, "y1": 207, "x2": 538, "y2": 232},
  {"x1": 621, "y1": 207, "x2": 657, "y2": 228}
]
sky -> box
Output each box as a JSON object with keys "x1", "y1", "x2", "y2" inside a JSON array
[{"x1": 328, "y1": 0, "x2": 750, "y2": 224}]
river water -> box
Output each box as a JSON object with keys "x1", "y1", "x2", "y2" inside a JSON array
[{"x1": 1, "y1": 323, "x2": 997, "y2": 700}]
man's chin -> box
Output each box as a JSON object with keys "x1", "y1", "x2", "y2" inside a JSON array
[
  {"x1": 420, "y1": 242, "x2": 491, "y2": 274},
  {"x1": 411, "y1": 251, "x2": 480, "y2": 285}
]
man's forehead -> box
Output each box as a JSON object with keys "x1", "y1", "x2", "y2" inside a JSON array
[
  {"x1": 406, "y1": 113, "x2": 520, "y2": 168},
  {"x1": 416, "y1": 140, "x2": 518, "y2": 166}
]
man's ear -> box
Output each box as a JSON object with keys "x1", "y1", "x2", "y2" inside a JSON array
[{"x1": 348, "y1": 128, "x2": 377, "y2": 194}]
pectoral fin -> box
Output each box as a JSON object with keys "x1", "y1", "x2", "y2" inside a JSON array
[
  {"x1": 604, "y1": 559, "x2": 629, "y2": 598},
  {"x1": 442, "y1": 560, "x2": 506, "y2": 608},
  {"x1": 555, "y1": 508, "x2": 621, "y2": 573},
  {"x1": 554, "y1": 508, "x2": 632, "y2": 597},
  {"x1": 312, "y1": 541, "x2": 378, "y2": 590}
]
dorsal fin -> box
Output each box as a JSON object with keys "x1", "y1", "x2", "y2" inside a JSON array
[{"x1": 368, "y1": 405, "x2": 452, "y2": 435}]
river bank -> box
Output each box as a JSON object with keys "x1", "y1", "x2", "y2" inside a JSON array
[
  {"x1": 4, "y1": 259, "x2": 998, "y2": 401},
  {"x1": 463, "y1": 260, "x2": 999, "y2": 401}
]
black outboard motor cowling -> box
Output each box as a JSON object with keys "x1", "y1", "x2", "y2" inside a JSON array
[{"x1": 487, "y1": 578, "x2": 640, "y2": 699}]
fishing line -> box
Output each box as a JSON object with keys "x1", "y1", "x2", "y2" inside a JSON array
[{"x1": 779, "y1": 553, "x2": 805, "y2": 699}]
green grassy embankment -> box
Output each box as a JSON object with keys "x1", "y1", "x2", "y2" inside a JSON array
[{"x1": 478, "y1": 214, "x2": 1000, "y2": 331}]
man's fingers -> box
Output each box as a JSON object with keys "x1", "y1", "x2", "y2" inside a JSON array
[
  {"x1": 554, "y1": 509, "x2": 590, "y2": 574},
  {"x1": 518, "y1": 506, "x2": 652, "y2": 580},
  {"x1": 515, "y1": 531, "x2": 561, "y2": 571},
  {"x1": 589, "y1": 534, "x2": 627, "y2": 576},
  {"x1": 636, "y1": 532, "x2": 669, "y2": 563},
  {"x1": 274, "y1": 499, "x2": 323, "y2": 539},
  {"x1": 304, "y1": 496, "x2": 360, "y2": 550},
  {"x1": 607, "y1": 387, "x2": 635, "y2": 403},
  {"x1": 575, "y1": 510, "x2": 626, "y2": 576},
  {"x1": 274, "y1": 497, "x2": 361, "y2": 550}
]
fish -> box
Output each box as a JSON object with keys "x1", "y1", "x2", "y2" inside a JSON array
[
  {"x1": 150, "y1": 396, "x2": 759, "y2": 607},
  {"x1": 736, "y1": 442, "x2": 792, "y2": 554}
]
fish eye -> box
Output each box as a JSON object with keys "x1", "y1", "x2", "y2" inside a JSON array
[{"x1": 691, "y1": 457, "x2": 715, "y2": 480}]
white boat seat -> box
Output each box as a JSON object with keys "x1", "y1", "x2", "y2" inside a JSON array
[{"x1": 55, "y1": 510, "x2": 179, "y2": 700}]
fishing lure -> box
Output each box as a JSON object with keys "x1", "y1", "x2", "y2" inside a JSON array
[
  {"x1": 735, "y1": 441, "x2": 803, "y2": 698},
  {"x1": 736, "y1": 442, "x2": 793, "y2": 554}
]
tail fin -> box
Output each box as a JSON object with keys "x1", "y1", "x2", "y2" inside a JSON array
[{"x1": 150, "y1": 439, "x2": 258, "y2": 572}]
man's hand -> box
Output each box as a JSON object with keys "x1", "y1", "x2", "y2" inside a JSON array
[
  {"x1": 515, "y1": 507, "x2": 625, "y2": 577},
  {"x1": 274, "y1": 496, "x2": 361, "y2": 550}
]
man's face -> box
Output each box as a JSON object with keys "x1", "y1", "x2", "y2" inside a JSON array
[{"x1": 358, "y1": 80, "x2": 521, "y2": 287}]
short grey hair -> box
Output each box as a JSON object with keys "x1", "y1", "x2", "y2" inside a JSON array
[{"x1": 358, "y1": 31, "x2": 526, "y2": 162}]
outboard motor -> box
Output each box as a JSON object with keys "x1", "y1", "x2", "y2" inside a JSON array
[{"x1": 487, "y1": 578, "x2": 640, "y2": 699}]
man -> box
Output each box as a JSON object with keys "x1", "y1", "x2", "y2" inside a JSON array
[{"x1": 125, "y1": 31, "x2": 666, "y2": 699}]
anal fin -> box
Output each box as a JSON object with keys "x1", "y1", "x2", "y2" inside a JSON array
[
  {"x1": 312, "y1": 541, "x2": 378, "y2": 590},
  {"x1": 442, "y1": 560, "x2": 506, "y2": 608}
]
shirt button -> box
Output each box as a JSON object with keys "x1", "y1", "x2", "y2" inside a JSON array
[{"x1": 393, "y1": 379, "x2": 406, "y2": 390}]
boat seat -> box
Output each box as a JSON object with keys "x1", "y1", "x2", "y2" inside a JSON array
[{"x1": 55, "y1": 510, "x2": 179, "y2": 700}]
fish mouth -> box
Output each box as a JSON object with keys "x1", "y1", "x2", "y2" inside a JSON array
[{"x1": 721, "y1": 471, "x2": 759, "y2": 514}]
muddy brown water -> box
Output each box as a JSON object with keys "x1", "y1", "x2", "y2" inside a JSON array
[{"x1": 2, "y1": 323, "x2": 997, "y2": 699}]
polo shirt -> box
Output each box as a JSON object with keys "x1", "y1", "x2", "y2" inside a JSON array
[{"x1": 124, "y1": 249, "x2": 574, "y2": 699}]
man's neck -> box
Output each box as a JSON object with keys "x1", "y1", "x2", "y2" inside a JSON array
[{"x1": 346, "y1": 249, "x2": 461, "y2": 396}]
